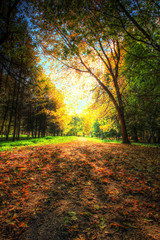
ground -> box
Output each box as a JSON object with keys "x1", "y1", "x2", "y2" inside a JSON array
[{"x1": 0, "y1": 138, "x2": 160, "y2": 240}]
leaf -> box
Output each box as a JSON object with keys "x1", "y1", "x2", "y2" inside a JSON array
[
  {"x1": 6, "y1": 219, "x2": 16, "y2": 227},
  {"x1": 71, "y1": 215, "x2": 78, "y2": 221},
  {"x1": 18, "y1": 222, "x2": 25, "y2": 227},
  {"x1": 73, "y1": 234, "x2": 85, "y2": 240},
  {"x1": 18, "y1": 222, "x2": 28, "y2": 228},
  {"x1": 94, "y1": 204, "x2": 100, "y2": 210},
  {"x1": 143, "y1": 218, "x2": 153, "y2": 222},
  {"x1": 11, "y1": 213, "x2": 18, "y2": 220},
  {"x1": 80, "y1": 211, "x2": 91, "y2": 216},
  {"x1": 123, "y1": 222, "x2": 137, "y2": 228},
  {"x1": 63, "y1": 216, "x2": 68, "y2": 223},
  {"x1": 110, "y1": 222, "x2": 127, "y2": 229},
  {"x1": 99, "y1": 216, "x2": 107, "y2": 230},
  {"x1": 68, "y1": 211, "x2": 76, "y2": 216}
]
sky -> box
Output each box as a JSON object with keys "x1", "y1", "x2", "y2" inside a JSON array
[{"x1": 40, "y1": 57, "x2": 94, "y2": 115}]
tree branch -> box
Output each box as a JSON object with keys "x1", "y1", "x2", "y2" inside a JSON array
[
  {"x1": 78, "y1": 54, "x2": 119, "y2": 111},
  {"x1": 118, "y1": 0, "x2": 160, "y2": 52}
]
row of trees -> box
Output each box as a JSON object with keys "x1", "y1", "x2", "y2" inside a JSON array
[
  {"x1": 1, "y1": 1, "x2": 160, "y2": 143},
  {"x1": 27, "y1": 0, "x2": 160, "y2": 143},
  {"x1": 0, "y1": 0, "x2": 68, "y2": 140}
]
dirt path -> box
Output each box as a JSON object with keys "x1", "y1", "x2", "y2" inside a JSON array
[{"x1": 1, "y1": 139, "x2": 160, "y2": 239}]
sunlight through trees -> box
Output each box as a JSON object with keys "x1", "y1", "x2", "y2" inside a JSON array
[{"x1": 0, "y1": 0, "x2": 160, "y2": 143}]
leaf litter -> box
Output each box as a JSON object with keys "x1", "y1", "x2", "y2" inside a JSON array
[{"x1": 0, "y1": 138, "x2": 160, "y2": 239}]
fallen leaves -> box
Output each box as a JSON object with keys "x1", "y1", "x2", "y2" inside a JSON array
[{"x1": 0, "y1": 139, "x2": 160, "y2": 239}]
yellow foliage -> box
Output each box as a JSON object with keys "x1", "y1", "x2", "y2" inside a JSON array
[{"x1": 34, "y1": 71, "x2": 70, "y2": 131}]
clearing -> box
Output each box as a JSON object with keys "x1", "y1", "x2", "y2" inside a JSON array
[{"x1": 0, "y1": 138, "x2": 160, "y2": 240}]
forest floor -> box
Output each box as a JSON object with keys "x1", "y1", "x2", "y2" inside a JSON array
[{"x1": 0, "y1": 138, "x2": 160, "y2": 240}]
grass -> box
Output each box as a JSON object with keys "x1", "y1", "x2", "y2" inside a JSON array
[
  {"x1": 86, "y1": 137, "x2": 122, "y2": 144},
  {"x1": 133, "y1": 142, "x2": 160, "y2": 147},
  {"x1": 0, "y1": 136, "x2": 78, "y2": 152},
  {"x1": 0, "y1": 135, "x2": 159, "y2": 152},
  {"x1": 86, "y1": 136, "x2": 160, "y2": 147}
]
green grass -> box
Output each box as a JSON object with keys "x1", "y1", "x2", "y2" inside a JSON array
[
  {"x1": 0, "y1": 136, "x2": 78, "y2": 152},
  {"x1": 86, "y1": 137, "x2": 121, "y2": 144},
  {"x1": 86, "y1": 137, "x2": 160, "y2": 147},
  {"x1": 132, "y1": 142, "x2": 160, "y2": 147},
  {"x1": 0, "y1": 136, "x2": 159, "y2": 152}
]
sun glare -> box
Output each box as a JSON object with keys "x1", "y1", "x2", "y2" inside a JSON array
[{"x1": 41, "y1": 58, "x2": 94, "y2": 115}]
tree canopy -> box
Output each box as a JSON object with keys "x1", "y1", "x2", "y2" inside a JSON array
[{"x1": 0, "y1": 0, "x2": 160, "y2": 143}]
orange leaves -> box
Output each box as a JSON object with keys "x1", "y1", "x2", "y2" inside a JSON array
[
  {"x1": 0, "y1": 145, "x2": 59, "y2": 239},
  {"x1": 0, "y1": 139, "x2": 160, "y2": 239},
  {"x1": 110, "y1": 222, "x2": 127, "y2": 229},
  {"x1": 93, "y1": 166, "x2": 113, "y2": 179},
  {"x1": 22, "y1": 186, "x2": 30, "y2": 198},
  {"x1": 18, "y1": 222, "x2": 27, "y2": 228}
]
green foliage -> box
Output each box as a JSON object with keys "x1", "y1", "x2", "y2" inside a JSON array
[
  {"x1": 123, "y1": 35, "x2": 160, "y2": 143},
  {"x1": 66, "y1": 116, "x2": 84, "y2": 136},
  {"x1": 92, "y1": 119, "x2": 121, "y2": 140},
  {"x1": 105, "y1": 129, "x2": 120, "y2": 139},
  {"x1": 92, "y1": 120, "x2": 101, "y2": 137}
]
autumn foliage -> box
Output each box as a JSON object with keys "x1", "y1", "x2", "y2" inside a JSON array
[{"x1": 0, "y1": 139, "x2": 160, "y2": 239}]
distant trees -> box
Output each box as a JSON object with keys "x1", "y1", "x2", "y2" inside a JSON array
[
  {"x1": 66, "y1": 116, "x2": 83, "y2": 136},
  {"x1": 92, "y1": 118, "x2": 121, "y2": 140},
  {"x1": 22, "y1": 73, "x2": 67, "y2": 138},
  {"x1": 0, "y1": 62, "x2": 67, "y2": 140}
]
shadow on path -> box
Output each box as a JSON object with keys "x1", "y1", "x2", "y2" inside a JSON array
[{"x1": 3, "y1": 139, "x2": 160, "y2": 240}]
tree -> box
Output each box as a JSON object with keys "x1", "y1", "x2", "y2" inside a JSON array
[
  {"x1": 115, "y1": 0, "x2": 160, "y2": 53},
  {"x1": 0, "y1": 0, "x2": 21, "y2": 45},
  {"x1": 92, "y1": 120, "x2": 101, "y2": 138},
  {"x1": 29, "y1": 0, "x2": 130, "y2": 143},
  {"x1": 0, "y1": 16, "x2": 37, "y2": 140},
  {"x1": 22, "y1": 71, "x2": 68, "y2": 138},
  {"x1": 123, "y1": 39, "x2": 160, "y2": 143},
  {"x1": 66, "y1": 116, "x2": 83, "y2": 136},
  {"x1": 0, "y1": 0, "x2": 71, "y2": 140},
  {"x1": 81, "y1": 109, "x2": 97, "y2": 137}
]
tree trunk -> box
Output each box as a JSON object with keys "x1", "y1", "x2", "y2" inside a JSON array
[
  {"x1": 17, "y1": 84, "x2": 25, "y2": 140},
  {"x1": 0, "y1": 66, "x2": 3, "y2": 90},
  {"x1": 17, "y1": 117, "x2": 21, "y2": 140},
  {"x1": 118, "y1": 109, "x2": 130, "y2": 144},
  {"x1": 0, "y1": 100, "x2": 10, "y2": 135},
  {"x1": 101, "y1": 129, "x2": 103, "y2": 140},
  {"x1": 85, "y1": 58, "x2": 130, "y2": 144},
  {"x1": 132, "y1": 127, "x2": 138, "y2": 142},
  {"x1": 32, "y1": 128, "x2": 34, "y2": 138},
  {"x1": 157, "y1": 130, "x2": 160, "y2": 143},
  {"x1": 38, "y1": 116, "x2": 42, "y2": 138},
  {"x1": 43, "y1": 114, "x2": 47, "y2": 137},
  {"x1": 6, "y1": 79, "x2": 17, "y2": 140},
  {"x1": 13, "y1": 79, "x2": 20, "y2": 141},
  {"x1": 35, "y1": 116, "x2": 38, "y2": 138}
]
